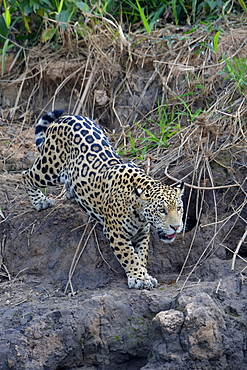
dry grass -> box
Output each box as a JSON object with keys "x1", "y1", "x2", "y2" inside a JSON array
[{"x1": 0, "y1": 17, "x2": 246, "y2": 288}]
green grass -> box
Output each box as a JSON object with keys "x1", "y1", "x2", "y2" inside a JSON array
[
  {"x1": 118, "y1": 97, "x2": 202, "y2": 159},
  {"x1": 1, "y1": 0, "x2": 246, "y2": 49},
  {"x1": 219, "y1": 56, "x2": 247, "y2": 93}
]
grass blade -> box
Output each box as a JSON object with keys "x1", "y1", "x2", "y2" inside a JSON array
[
  {"x1": 136, "y1": 0, "x2": 151, "y2": 34},
  {"x1": 238, "y1": 0, "x2": 247, "y2": 12},
  {"x1": 1, "y1": 39, "x2": 8, "y2": 76},
  {"x1": 213, "y1": 30, "x2": 221, "y2": 53}
]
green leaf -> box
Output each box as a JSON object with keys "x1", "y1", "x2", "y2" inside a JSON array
[
  {"x1": 3, "y1": 0, "x2": 11, "y2": 29},
  {"x1": 1, "y1": 39, "x2": 14, "y2": 76},
  {"x1": 238, "y1": 0, "x2": 247, "y2": 12},
  {"x1": 191, "y1": 0, "x2": 197, "y2": 22},
  {"x1": 19, "y1": 0, "x2": 32, "y2": 16},
  {"x1": 0, "y1": 15, "x2": 8, "y2": 41},
  {"x1": 213, "y1": 30, "x2": 221, "y2": 53},
  {"x1": 23, "y1": 15, "x2": 31, "y2": 33},
  {"x1": 36, "y1": 8, "x2": 44, "y2": 17},
  {"x1": 57, "y1": 0, "x2": 64, "y2": 14},
  {"x1": 136, "y1": 0, "x2": 151, "y2": 34},
  {"x1": 40, "y1": 0, "x2": 54, "y2": 9},
  {"x1": 1, "y1": 39, "x2": 9, "y2": 76},
  {"x1": 172, "y1": 0, "x2": 178, "y2": 25},
  {"x1": 136, "y1": 123, "x2": 158, "y2": 142},
  {"x1": 75, "y1": 2, "x2": 89, "y2": 12},
  {"x1": 56, "y1": 10, "x2": 73, "y2": 29},
  {"x1": 149, "y1": 4, "x2": 166, "y2": 31},
  {"x1": 41, "y1": 27, "x2": 57, "y2": 42}
]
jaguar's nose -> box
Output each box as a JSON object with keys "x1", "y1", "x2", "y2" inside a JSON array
[{"x1": 170, "y1": 225, "x2": 180, "y2": 231}]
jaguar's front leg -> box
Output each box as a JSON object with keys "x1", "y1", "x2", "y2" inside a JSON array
[
  {"x1": 131, "y1": 225, "x2": 150, "y2": 267},
  {"x1": 131, "y1": 225, "x2": 158, "y2": 288},
  {"x1": 106, "y1": 227, "x2": 158, "y2": 289},
  {"x1": 22, "y1": 169, "x2": 55, "y2": 211}
]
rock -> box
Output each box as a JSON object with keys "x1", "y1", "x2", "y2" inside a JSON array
[
  {"x1": 142, "y1": 289, "x2": 247, "y2": 370},
  {"x1": 153, "y1": 309, "x2": 184, "y2": 335},
  {"x1": 1, "y1": 176, "x2": 247, "y2": 370},
  {"x1": 179, "y1": 293, "x2": 225, "y2": 361},
  {"x1": 0, "y1": 287, "x2": 173, "y2": 370}
]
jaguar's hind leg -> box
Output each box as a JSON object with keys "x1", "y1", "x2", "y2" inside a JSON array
[
  {"x1": 22, "y1": 157, "x2": 60, "y2": 211},
  {"x1": 58, "y1": 171, "x2": 75, "y2": 201}
]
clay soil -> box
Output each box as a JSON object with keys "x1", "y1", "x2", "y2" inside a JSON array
[{"x1": 0, "y1": 19, "x2": 247, "y2": 369}]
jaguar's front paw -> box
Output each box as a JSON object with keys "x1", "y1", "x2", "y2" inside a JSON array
[
  {"x1": 33, "y1": 196, "x2": 55, "y2": 211},
  {"x1": 127, "y1": 275, "x2": 158, "y2": 290},
  {"x1": 145, "y1": 274, "x2": 158, "y2": 288}
]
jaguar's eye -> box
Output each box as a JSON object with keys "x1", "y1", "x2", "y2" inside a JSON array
[{"x1": 160, "y1": 209, "x2": 167, "y2": 215}]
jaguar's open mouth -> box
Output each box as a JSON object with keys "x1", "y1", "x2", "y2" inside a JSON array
[{"x1": 158, "y1": 231, "x2": 176, "y2": 241}]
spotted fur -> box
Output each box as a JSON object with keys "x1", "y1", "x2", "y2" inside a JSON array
[{"x1": 22, "y1": 110, "x2": 184, "y2": 289}]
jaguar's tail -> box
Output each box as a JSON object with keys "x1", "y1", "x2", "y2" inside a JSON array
[{"x1": 35, "y1": 110, "x2": 64, "y2": 152}]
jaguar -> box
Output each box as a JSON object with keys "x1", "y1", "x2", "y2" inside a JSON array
[{"x1": 22, "y1": 110, "x2": 184, "y2": 289}]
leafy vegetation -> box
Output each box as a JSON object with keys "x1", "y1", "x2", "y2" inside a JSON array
[
  {"x1": 118, "y1": 97, "x2": 202, "y2": 159},
  {"x1": 219, "y1": 56, "x2": 247, "y2": 93},
  {"x1": 0, "y1": 0, "x2": 246, "y2": 49},
  {"x1": 0, "y1": 0, "x2": 246, "y2": 159}
]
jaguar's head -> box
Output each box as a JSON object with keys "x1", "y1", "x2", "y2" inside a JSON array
[{"x1": 135, "y1": 182, "x2": 184, "y2": 243}]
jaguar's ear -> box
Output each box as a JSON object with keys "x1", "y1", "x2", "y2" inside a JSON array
[
  {"x1": 134, "y1": 187, "x2": 149, "y2": 201},
  {"x1": 175, "y1": 181, "x2": 184, "y2": 195},
  {"x1": 134, "y1": 187, "x2": 143, "y2": 197}
]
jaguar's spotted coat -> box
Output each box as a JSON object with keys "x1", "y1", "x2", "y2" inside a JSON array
[{"x1": 22, "y1": 110, "x2": 184, "y2": 289}]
